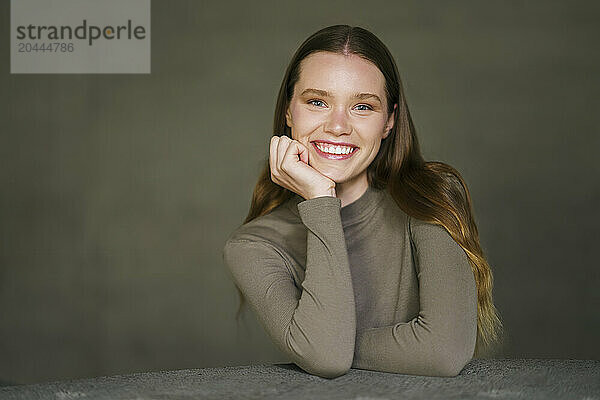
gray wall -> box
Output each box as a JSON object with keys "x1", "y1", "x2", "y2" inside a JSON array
[{"x1": 1, "y1": 0, "x2": 598, "y2": 385}]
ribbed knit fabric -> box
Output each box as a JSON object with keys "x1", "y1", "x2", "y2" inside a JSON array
[{"x1": 222, "y1": 185, "x2": 477, "y2": 378}]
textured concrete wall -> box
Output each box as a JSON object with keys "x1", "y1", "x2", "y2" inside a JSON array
[{"x1": 1, "y1": 0, "x2": 598, "y2": 384}]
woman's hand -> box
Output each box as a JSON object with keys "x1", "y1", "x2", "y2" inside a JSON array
[{"x1": 269, "y1": 135, "x2": 336, "y2": 200}]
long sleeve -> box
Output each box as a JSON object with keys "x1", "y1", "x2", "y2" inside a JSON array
[
  {"x1": 222, "y1": 196, "x2": 356, "y2": 379},
  {"x1": 351, "y1": 216, "x2": 478, "y2": 377}
]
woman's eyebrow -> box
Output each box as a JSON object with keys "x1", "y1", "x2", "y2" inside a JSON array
[{"x1": 300, "y1": 88, "x2": 382, "y2": 104}]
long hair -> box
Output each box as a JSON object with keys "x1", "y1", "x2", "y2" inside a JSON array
[{"x1": 233, "y1": 24, "x2": 504, "y2": 357}]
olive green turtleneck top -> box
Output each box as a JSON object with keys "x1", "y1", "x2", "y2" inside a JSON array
[{"x1": 222, "y1": 185, "x2": 477, "y2": 379}]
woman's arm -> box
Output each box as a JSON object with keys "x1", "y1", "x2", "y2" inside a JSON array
[
  {"x1": 351, "y1": 216, "x2": 478, "y2": 377},
  {"x1": 223, "y1": 196, "x2": 356, "y2": 379}
]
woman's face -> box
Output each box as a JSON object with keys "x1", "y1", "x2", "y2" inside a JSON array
[{"x1": 286, "y1": 51, "x2": 396, "y2": 186}]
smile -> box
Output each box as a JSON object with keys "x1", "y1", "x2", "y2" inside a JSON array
[{"x1": 312, "y1": 142, "x2": 358, "y2": 160}]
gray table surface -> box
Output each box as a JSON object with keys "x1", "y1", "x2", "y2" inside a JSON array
[{"x1": 1, "y1": 358, "x2": 599, "y2": 399}]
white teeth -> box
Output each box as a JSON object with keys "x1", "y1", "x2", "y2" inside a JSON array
[{"x1": 316, "y1": 143, "x2": 355, "y2": 155}]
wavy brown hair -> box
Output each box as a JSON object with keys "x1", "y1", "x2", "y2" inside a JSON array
[{"x1": 232, "y1": 24, "x2": 504, "y2": 357}]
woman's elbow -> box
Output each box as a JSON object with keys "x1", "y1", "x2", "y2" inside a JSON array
[
  {"x1": 429, "y1": 324, "x2": 476, "y2": 377},
  {"x1": 431, "y1": 348, "x2": 472, "y2": 377},
  {"x1": 432, "y1": 362, "x2": 462, "y2": 377},
  {"x1": 308, "y1": 360, "x2": 351, "y2": 379},
  {"x1": 299, "y1": 351, "x2": 353, "y2": 379}
]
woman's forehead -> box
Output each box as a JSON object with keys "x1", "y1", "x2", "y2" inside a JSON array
[{"x1": 296, "y1": 52, "x2": 385, "y2": 98}]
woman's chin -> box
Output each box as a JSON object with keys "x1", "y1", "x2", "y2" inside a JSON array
[
  {"x1": 321, "y1": 171, "x2": 347, "y2": 184},
  {"x1": 311, "y1": 163, "x2": 353, "y2": 184}
]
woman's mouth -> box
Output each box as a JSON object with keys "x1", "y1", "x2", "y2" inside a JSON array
[{"x1": 312, "y1": 141, "x2": 359, "y2": 160}]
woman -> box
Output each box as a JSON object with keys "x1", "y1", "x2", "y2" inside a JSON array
[{"x1": 223, "y1": 24, "x2": 503, "y2": 379}]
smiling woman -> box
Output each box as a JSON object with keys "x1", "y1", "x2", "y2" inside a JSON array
[
  {"x1": 222, "y1": 24, "x2": 504, "y2": 379},
  {"x1": 283, "y1": 50, "x2": 396, "y2": 205}
]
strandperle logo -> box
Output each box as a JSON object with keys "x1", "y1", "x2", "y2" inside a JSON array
[
  {"x1": 11, "y1": 0, "x2": 150, "y2": 74},
  {"x1": 15, "y1": 19, "x2": 147, "y2": 46}
]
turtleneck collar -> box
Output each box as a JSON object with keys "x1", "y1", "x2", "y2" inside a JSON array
[{"x1": 286, "y1": 185, "x2": 386, "y2": 227}]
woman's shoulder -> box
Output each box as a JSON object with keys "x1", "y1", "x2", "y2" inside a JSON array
[
  {"x1": 407, "y1": 215, "x2": 466, "y2": 260},
  {"x1": 224, "y1": 200, "x2": 303, "y2": 250},
  {"x1": 408, "y1": 215, "x2": 450, "y2": 240}
]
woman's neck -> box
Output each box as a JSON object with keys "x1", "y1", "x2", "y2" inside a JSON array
[{"x1": 335, "y1": 173, "x2": 369, "y2": 208}]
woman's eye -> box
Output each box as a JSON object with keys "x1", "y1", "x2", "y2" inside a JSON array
[
  {"x1": 307, "y1": 99, "x2": 326, "y2": 107},
  {"x1": 306, "y1": 100, "x2": 373, "y2": 111}
]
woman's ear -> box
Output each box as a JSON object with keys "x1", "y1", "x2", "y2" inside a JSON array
[{"x1": 383, "y1": 103, "x2": 397, "y2": 138}]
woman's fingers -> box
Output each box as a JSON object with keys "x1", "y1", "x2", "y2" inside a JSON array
[
  {"x1": 296, "y1": 140, "x2": 309, "y2": 165},
  {"x1": 283, "y1": 139, "x2": 304, "y2": 171},
  {"x1": 268, "y1": 134, "x2": 334, "y2": 199},
  {"x1": 269, "y1": 134, "x2": 292, "y2": 182},
  {"x1": 277, "y1": 135, "x2": 291, "y2": 171},
  {"x1": 269, "y1": 136, "x2": 278, "y2": 172}
]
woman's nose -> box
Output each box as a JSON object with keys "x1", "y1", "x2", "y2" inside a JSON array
[{"x1": 323, "y1": 107, "x2": 351, "y2": 135}]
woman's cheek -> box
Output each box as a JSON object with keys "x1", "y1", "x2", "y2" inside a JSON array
[
  {"x1": 354, "y1": 115, "x2": 385, "y2": 130},
  {"x1": 294, "y1": 109, "x2": 323, "y2": 136}
]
